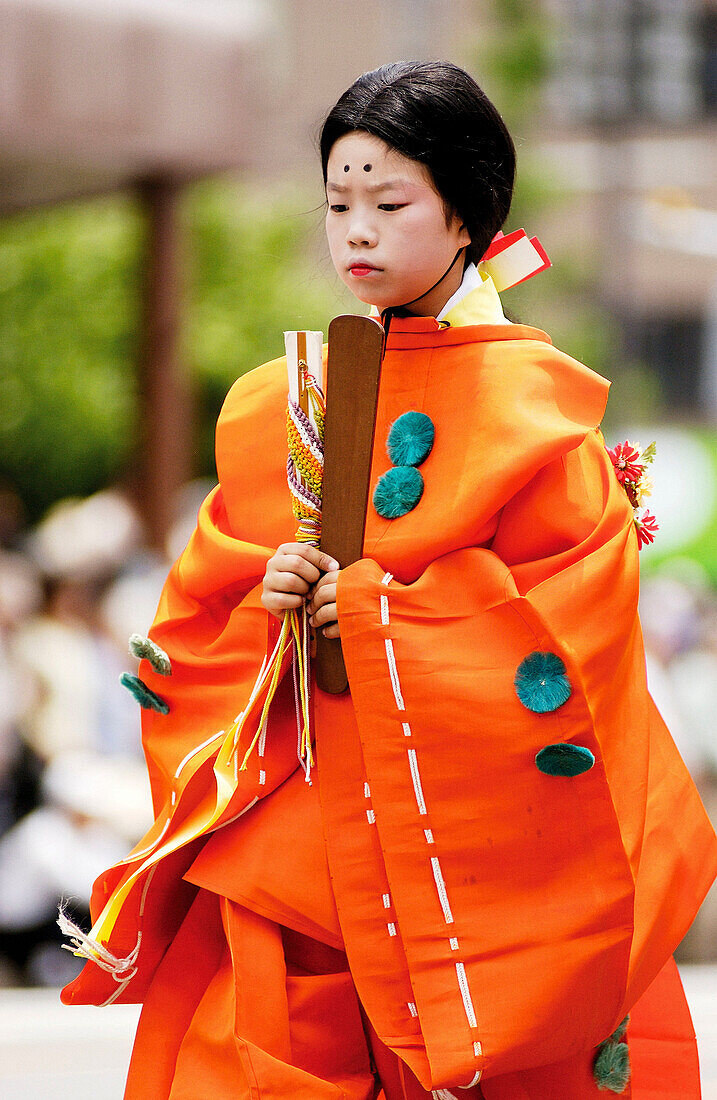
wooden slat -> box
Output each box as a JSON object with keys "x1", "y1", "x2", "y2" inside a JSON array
[{"x1": 315, "y1": 314, "x2": 384, "y2": 694}]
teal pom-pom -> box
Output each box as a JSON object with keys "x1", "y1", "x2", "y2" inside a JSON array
[
  {"x1": 535, "y1": 743, "x2": 595, "y2": 777},
  {"x1": 594, "y1": 1040, "x2": 631, "y2": 1093},
  {"x1": 120, "y1": 672, "x2": 170, "y2": 714},
  {"x1": 608, "y1": 1016, "x2": 630, "y2": 1043},
  {"x1": 514, "y1": 651, "x2": 572, "y2": 713},
  {"x1": 129, "y1": 633, "x2": 171, "y2": 676},
  {"x1": 373, "y1": 466, "x2": 424, "y2": 519},
  {"x1": 386, "y1": 411, "x2": 435, "y2": 467}
]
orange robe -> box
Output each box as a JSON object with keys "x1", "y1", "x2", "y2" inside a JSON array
[{"x1": 62, "y1": 309, "x2": 717, "y2": 1099}]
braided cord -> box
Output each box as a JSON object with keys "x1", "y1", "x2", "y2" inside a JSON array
[{"x1": 287, "y1": 376, "x2": 326, "y2": 545}]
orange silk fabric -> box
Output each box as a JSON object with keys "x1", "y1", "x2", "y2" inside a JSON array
[{"x1": 62, "y1": 317, "x2": 717, "y2": 1095}]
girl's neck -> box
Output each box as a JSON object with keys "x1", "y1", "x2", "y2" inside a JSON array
[{"x1": 397, "y1": 249, "x2": 468, "y2": 319}]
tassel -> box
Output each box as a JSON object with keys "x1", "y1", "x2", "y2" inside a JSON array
[
  {"x1": 57, "y1": 905, "x2": 140, "y2": 981},
  {"x1": 231, "y1": 604, "x2": 314, "y2": 783},
  {"x1": 216, "y1": 340, "x2": 325, "y2": 787},
  {"x1": 432, "y1": 1091, "x2": 459, "y2": 1100}
]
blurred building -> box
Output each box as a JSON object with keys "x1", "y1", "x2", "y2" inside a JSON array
[
  {"x1": 0, "y1": 0, "x2": 715, "y2": 534},
  {"x1": 0, "y1": 0, "x2": 469, "y2": 544},
  {"x1": 535, "y1": 0, "x2": 717, "y2": 420}
]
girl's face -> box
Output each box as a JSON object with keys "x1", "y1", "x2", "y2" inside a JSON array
[{"x1": 325, "y1": 131, "x2": 471, "y2": 316}]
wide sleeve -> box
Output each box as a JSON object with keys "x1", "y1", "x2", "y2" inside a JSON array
[
  {"x1": 61, "y1": 361, "x2": 303, "y2": 1007},
  {"x1": 335, "y1": 427, "x2": 717, "y2": 1086},
  {"x1": 138, "y1": 481, "x2": 274, "y2": 815}
]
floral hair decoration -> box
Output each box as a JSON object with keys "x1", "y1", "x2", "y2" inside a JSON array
[{"x1": 605, "y1": 440, "x2": 659, "y2": 549}]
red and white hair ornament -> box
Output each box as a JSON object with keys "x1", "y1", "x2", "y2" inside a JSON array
[{"x1": 478, "y1": 229, "x2": 551, "y2": 292}]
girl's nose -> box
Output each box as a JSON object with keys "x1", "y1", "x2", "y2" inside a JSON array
[{"x1": 347, "y1": 217, "x2": 377, "y2": 248}]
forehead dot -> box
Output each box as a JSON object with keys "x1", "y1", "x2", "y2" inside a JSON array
[
  {"x1": 363, "y1": 163, "x2": 372, "y2": 172},
  {"x1": 343, "y1": 164, "x2": 350, "y2": 173}
]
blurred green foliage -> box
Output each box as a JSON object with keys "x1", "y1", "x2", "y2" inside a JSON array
[
  {"x1": 0, "y1": 196, "x2": 142, "y2": 521},
  {"x1": 181, "y1": 177, "x2": 341, "y2": 473},
  {"x1": 0, "y1": 179, "x2": 338, "y2": 522},
  {"x1": 475, "y1": 0, "x2": 551, "y2": 123}
]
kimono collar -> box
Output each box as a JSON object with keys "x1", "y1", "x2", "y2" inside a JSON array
[{"x1": 439, "y1": 266, "x2": 508, "y2": 328}]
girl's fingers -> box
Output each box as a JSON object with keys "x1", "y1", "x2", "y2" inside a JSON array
[
  {"x1": 306, "y1": 578, "x2": 337, "y2": 617},
  {"x1": 264, "y1": 593, "x2": 303, "y2": 615},
  {"x1": 272, "y1": 555, "x2": 321, "y2": 586},
  {"x1": 322, "y1": 622, "x2": 341, "y2": 640},
  {"x1": 270, "y1": 570, "x2": 313, "y2": 596},
  {"x1": 309, "y1": 602, "x2": 338, "y2": 628},
  {"x1": 276, "y1": 545, "x2": 339, "y2": 578}
]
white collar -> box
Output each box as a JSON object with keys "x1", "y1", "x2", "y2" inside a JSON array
[{"x1": 437, "y1": 262, "x2": 511, "y2": 323}]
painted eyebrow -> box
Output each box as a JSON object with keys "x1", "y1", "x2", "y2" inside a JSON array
[{"x1": 326, "y1": 178, "x2": 412, "y2": 194}]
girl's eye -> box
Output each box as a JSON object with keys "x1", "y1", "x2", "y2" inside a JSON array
[
  {"x1": 329, "y1": 204, "x2": 348, "y2": 213},
  {"x1": 378, "y1": 203, "x2": 406, "y2": 212}
]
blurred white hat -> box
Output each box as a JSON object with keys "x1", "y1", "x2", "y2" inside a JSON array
[
  {"x1": 42, "y1": 750, "x2": 153, "y2": 843},
  {"x1": 27, "y1": 489, "x2": 144, "y2": 581}
]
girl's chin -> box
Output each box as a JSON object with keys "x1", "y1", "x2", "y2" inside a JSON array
[
  {"x1": 345, "y1": 287, "x2": 402, "y2": 312},
  {"x1": 345, "y1": 284, "x2": 383, "y2": 308}
]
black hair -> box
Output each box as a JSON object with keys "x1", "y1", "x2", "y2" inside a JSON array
[{"x1": 320, "y1": 61, "x2": 516, "y2": 266}]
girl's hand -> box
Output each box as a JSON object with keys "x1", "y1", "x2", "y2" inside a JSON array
[
  {"x1": 306, "y1": 571, "x2": 341, "y2": 638},
  {"x1": 262, "y1": 543, "x2": 339, "y2": 621}
]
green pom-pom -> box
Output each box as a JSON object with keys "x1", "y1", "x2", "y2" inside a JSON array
[
  {"x1": 386, "y1": 411, "x2": 435, "y2": 467},
  {"x1": 609, "y1": 1016, "x2": 630, "y2": 1043},
  {"x1": 120, "y1": 672, "x2": 170, "y2": 714},
  {"x1": 373, "y1": 466, "x2": 424, "y2": 519},
  {"x1": 594, "y1": 1040, "x2": 631, "y2": 1093},
  {"x1": 514, "y1": 651, "x2": 572, "y2": 713},
  {"x1": 129, "y1": 633, "x2": 171, "y2": 676},
  {"x1": 536, "y1": 743, "x2": 595, "y2": 777}
]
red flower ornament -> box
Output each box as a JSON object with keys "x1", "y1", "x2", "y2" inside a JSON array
[
  {"x1": 605, "y1": 439, "x2": 659, "y2": 551},
  {"x1": 634, "y1": 510, "x2": 659, "y2": 549},
  {"x1": 606, "y1": 441, "x2": 645, "y2": 485}
]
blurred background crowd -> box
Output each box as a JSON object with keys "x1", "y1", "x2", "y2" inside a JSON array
[{"x1": 0, "y1": 0, "x2": 716, "y2": 989}]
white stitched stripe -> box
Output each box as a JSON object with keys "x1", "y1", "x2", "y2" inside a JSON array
[
  {"x1": 257, "y1": 715, "x2": 268, "y2": 756},
  {"x1": 387, "y1": 923, "x2": 397, "y2": 937},
  {"x1": 215, "y1": 796, "x2": 259, "y2": 831},
  {"x1": 175, "y1": 731, "x2": 223, "y2": 779},
  {"x1": 380, "y1": 594, "x2": 390, "y2": 624},
  {"x1": 367, "y1": 809, "x2": 376, "y2": 824},
  {"x1": 424, "y1": 828, "x2": 434, "y2": 844},
  {"x1": 431, "y1": 857, "x2": 454, "y2": 924},
  {"x1": 259, "y1": 769, "x2": 266, "y2": 785},
  {"x1": 381, "y1": 572, "x2": 393, "y2": 586},
  {"x1": 455, "y1": 962, "x2": 478, "y2": 1028},
  {"x1": 461, "y1": 1070, "x2": 483, "y2": 1088},
  {"x1": 402, "y1": 721, "x2": 412, "y2": 737},
  {"x1": 407, "y1": 1001, "x2": 418, "y2": 1017},
  {"x1": 473, "y1": 1041, "x2": 483, "y2": 1057},
  {"x1": 407, "y1": 749, "x2": 428, "y2": 815},
  {"x1": 364, "y1": 782, "x2": 371, "y2": 798},
  {"x1": 383, "y1": 893, "x2": 391, "y2": 909},
  {"x1": 384, "y1": 639, "x2": 405, "y2": 711},
  {"x1": 449, "y1": 937, "x2": 459, "y2": 951},
  {"x1": 124, "y1": 813, "x2": 171, "y2": 862},
  {"x1": 138, "y1": 865, "x2": 157, "y2": 918}
]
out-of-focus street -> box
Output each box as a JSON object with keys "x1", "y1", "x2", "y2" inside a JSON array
[{"x1": 0, "y1": 966, "x2": 715, "y2": 1099}]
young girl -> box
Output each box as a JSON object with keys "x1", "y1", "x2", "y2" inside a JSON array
[{"x1": 62, "y1": 62, "x2": 717, "y2": 1100}]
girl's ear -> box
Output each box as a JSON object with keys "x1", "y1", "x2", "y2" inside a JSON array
[{"x1": 456, "y1": 220, "x2": 471, "y2": 249}]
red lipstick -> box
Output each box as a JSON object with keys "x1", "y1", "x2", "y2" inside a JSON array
[{"x1": 349, "y1": 262, "x2": 379, "y2": 277}]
